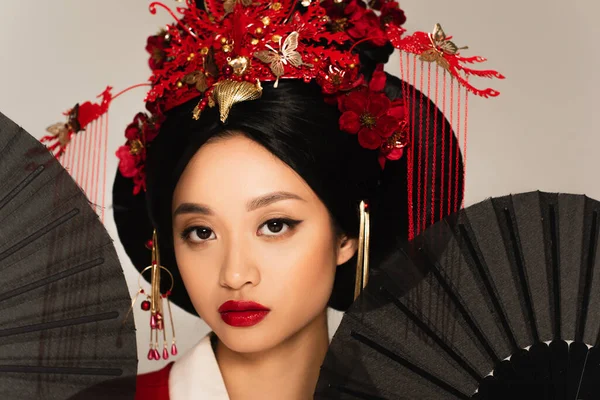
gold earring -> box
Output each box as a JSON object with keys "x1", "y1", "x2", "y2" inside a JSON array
[
  {"x1": 354, "y1": 200, "x2": 371, "y2": 300},
  {"x1": 138, "y1": 230, "x2": 178, "y2": 360}
]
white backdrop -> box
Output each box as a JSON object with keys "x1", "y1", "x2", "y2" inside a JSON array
[{"x1": 0, "y1": 0, "x2": 598, "y2": 374}]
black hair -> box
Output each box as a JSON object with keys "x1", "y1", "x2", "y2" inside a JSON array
[{"x1": 141, "y1": 68, "x2": 462, "y2": 313}]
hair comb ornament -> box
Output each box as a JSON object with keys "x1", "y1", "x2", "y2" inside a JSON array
[
  {"x1": 48, "y1": 0, "x2": 503, "y2": 239},
  {"x1": 354, "y1": 200, "x2": 371, "y2": 300}
]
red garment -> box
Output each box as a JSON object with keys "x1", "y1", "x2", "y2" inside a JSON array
[{"x1": 135, "y1": 362, "x2": 174, "y2": 400}]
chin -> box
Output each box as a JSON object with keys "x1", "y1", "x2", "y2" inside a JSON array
[{"x1": 216, "y1": 324, "x2": 284, "y2": 354}]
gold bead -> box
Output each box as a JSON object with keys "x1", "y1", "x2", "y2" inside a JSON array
[
  {"x1": 255, "y1": 27, "x2": 263, "y2": 35},
  {"x1": 223, "y1": 44, "x2": 232, "y2": 53},
  {"x1": 200, "y1": 47, "x2": 209, "y2": 55},
  {"x1": 272, "y1": 34, "x2": 282, "y2": 42},
  {"x1": 220, "y1": 37, "x2": 227, "y2": 44},
  {"x1": 349, "y1": 63, "x2": 356, "y2": 69},
  {"x1": 251, "y1": 38, "x2": 260, "y2": 45},
  {"x1": 262, "y1": 16, "x2": 271, "y2": 26},
  {"x1": 270, "y1": 2, "x2": 282, "y2": 10},
  {"x1": 177, "y1": 81, "x2": 183, "y2": 88}
]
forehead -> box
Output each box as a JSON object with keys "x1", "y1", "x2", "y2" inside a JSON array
[{"x1": 173, "y1": 134, "x2": 315, "y2": 206}]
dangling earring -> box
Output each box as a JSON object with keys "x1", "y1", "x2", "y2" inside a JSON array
[
  {"x1": 354, "y1": 200, "x2": 371, "y2": 300},
  {"x1": 135, "y1": 229, "x2": 178, "y2": 361}
]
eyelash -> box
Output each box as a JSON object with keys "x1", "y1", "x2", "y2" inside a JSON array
[{"x1": 180, "y1": 218, "x2": 302, "y2": 244}]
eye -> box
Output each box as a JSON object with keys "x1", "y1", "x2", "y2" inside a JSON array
[
  {"x1": 257, "y1": 218, "x2": 301, "y2": 237},
  {"x1": 181, "y1": 226, "x2": 216, "y2": 244}
]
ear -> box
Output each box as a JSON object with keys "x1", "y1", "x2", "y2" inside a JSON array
[{"x1": 336, "y1": 235, "x2": 358, "y2": 266}]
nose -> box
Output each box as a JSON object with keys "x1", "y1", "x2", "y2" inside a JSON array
[{"x1": 219, "y1": 238, "x2": 260, "y2": 290}]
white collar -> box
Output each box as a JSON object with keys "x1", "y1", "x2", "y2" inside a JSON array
[{"x1": 169, "y1": 333, "x2": 229, "y2": 400}]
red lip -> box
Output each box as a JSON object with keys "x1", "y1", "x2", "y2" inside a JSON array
[{"x1": 218, "y1": 301, "x2": 270, "y2": 327}]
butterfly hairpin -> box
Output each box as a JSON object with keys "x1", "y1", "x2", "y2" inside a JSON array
[
  {"x1": 42, "y1": 104, "x2": 82, "y2": 156},
  {"x1": 254, "y1": 31, "x2": 313, "y2": 88},
  {"x1": 419, "y1": 23, "x2": 468, "y2": 71}
]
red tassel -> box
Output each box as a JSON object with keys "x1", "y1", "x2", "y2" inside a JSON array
[
  {"x1": 441, "y1": 70, "x2": 447, "y2": 222},
  {"x1": 462, "y1": 78, "x2": 469, "y2": 210},
  {"x1": 448, "y1": 77, "x2": 455, "y2": 216},
  {"x1": 423, "y1": 62, "x2": 431, "y2": 232},
  {"x1": 431, "y1": 64, "x2": 439, "y2": 226},
  {"x1": 455, "y1": 84, "x2": 461, "y2": 213},
  {"x1": 416, "y1": 59, "x2": 424, "y2": 236},
  {"x1": 406, "y1": 53, "x2": 415, "y2": 241},
  {"x1": 101, "y1": 112, "x2": 110, "y2": 223}
]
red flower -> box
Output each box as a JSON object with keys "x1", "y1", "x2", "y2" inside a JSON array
[
  {"x1": 146, "y1": 32, "x2": 169, "y2": 70},
  {"x1": 380, "y1": 2, "x2": 407, "y2": 27},
  {"x1": 347, "y1": 10, "x2": 386, "y2": 45},
  {"x1": 116, "y1": 146, "x2": 140, "y2": 179},
  {"x1": 321, "y1": 0, "x2": 388, "y2": 45},
  {"x1": 321, "y1": 0, "x2": 366, "y2": 20},
  {"x1": 317, "y1": 64, "x2": 364, "y2": 95},
  {"x1": 337, "y1": 65, "x2": 409, "y2": 167},
  {"x1": 116, "y1": 112, "x2": 162, "y2": 194},
  {"x1": 378, "y1": 118, "x2": 409, "y2": 168},
  {"x1": 339, "y1": 89, "x2": 399, "y2": 149}
]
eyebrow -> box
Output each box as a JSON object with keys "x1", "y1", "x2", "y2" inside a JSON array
[{"x1": 173, "y1": 191, "x2": 305, "y2": 217}]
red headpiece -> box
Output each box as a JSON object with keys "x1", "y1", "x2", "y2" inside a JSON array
[{"x1": 46, "y1": 0, "x2": 503, "y2": 237}]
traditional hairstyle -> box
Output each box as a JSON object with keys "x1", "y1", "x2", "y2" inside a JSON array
[{"x1": 49, "y1": 0, "x2": 500, "y2": 331}]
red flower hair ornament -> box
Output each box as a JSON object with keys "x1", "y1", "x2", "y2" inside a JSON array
[{"x1": 337, "y1": 65, "x2": 408, "y2": 168}]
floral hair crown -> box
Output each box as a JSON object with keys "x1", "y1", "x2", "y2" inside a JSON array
[{"x1": 45, "y1": 0, "x2": 503, "y2": 200}]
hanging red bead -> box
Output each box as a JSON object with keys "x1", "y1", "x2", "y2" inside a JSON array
[{"x1": 141, "y1": 300, "x2": 151, "y2": 311}]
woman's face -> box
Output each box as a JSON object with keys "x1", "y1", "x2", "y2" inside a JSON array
[{"x1": 172, "y1": 134, "x2": 356, "y2": 353}]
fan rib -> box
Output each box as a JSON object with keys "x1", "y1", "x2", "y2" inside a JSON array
[
  {"x1": 0, "y1": 365, "x2": 123, "y2": 377},
  {"x1": 548, "y1": 203, "x2": 562, "y2": 340},
  {"x1": 502, "y1": 207, "x2": 540, "y2": 343},
  {"x1": 576, "y1": 210, "x2": 599, "y2": 342},
  {"x1": 328, "y1": 384, "x2": 389, "y2": 400},
  {"x1": 0, "y1": 125, "x2": 21, "y2": 155},
  {"x1": 0, "y1": 311, "x2": 120, "y2": 338},
  {"x1": 350, "y1": 331, "x2": 471, "y2": 400},
  {"x1": 417, "y1": 248, "x2": 501, "y2": 365},
  {"x1": 0, "y1": 208, "x2": 79, "y2": 262},
  {"x1": 0, "y1": 165, "x2": 44, "y2": 211},
  {"x1": 458, "y1": 224, "x2": 519, "y2": 351},
  {"x1": 0, "y1": 258, "x2": 105, "y2": 304},
  {"x1": 380, "y1": 286, "x2": 483, "y2": 382}
]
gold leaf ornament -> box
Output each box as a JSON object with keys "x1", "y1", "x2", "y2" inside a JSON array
[
  {"x1": 212, "y1": 79, "x2": 263, "y2": 122},
  {"x1": 193, "y1": 79, "x2": 263, "y2": 122},
  {"x1": 254, "y1": 32, "x2": 313, "y2": 88}
]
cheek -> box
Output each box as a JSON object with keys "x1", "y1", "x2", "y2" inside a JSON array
[
  {"x1": 173, "y1": 243, "x2": 220, "y2": 319},
  {"x1": 261, "y1": 225, "x2": 338, "y2": 313}
]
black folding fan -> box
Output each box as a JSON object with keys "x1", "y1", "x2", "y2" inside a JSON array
[
  {"x1": 0, "y1": 112, "x2": 137, "y2": 399},
  {"x1": 317, "y1": 191, "x2": 600, "y2": 400}
]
